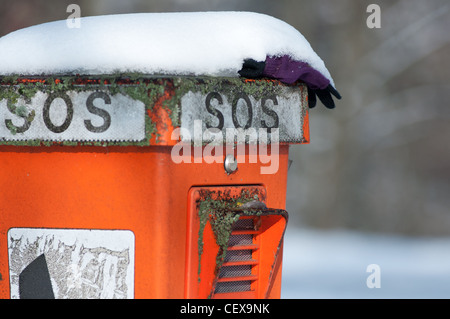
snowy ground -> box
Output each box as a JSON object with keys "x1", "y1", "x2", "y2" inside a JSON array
[{"x1": 281, "y1": 227, "x2": 450, "y2": 299}]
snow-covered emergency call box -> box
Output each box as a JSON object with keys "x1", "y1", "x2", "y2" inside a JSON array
[
  {"x1": 0, "y1": 75, "x2": 308, "y2": 299},
  {"x1": 0, "y1": 11, "x2": 338, "y2": 299}
]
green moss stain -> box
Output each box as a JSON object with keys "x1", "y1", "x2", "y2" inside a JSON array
[
  {"x1": 196, "y1": 188, "x2": 264, "y2": 284},
  {"x1": 0, "y1": 82, "x2": 38, "y2": 107},
  {"x1": 0, "y1": 75, "x2": 166, "y2": 146},
  {"x1": 164, "y1": 76, "x2": 288, "y2": 130},
  {"x1": 0, "y1": 74, "x2": 294, "y2": 146}
]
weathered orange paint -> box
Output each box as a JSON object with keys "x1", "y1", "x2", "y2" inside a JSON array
[
  {"x1": 0, "y1": 145, "x2": 290, "y2": 298},
  {"x1": 185, "y1": 186, "x2": 288, "y2": 299},
  {"x1": 303, "y1": 104, "x2": 310, "y2": 144},
  {"x1": 0, "y1": 76, "x2": 308, "y2": 299}
]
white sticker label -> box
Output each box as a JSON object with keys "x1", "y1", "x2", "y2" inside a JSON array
[
  {"x1": 180, "y1": 88, "x2": 304, "y2": 144},
  {"x1": 0, "y1": 91, "x2": 145, "y2": 142},
  {"x1": 8, "y1": 228, "x2": 135, "y2": 299}
]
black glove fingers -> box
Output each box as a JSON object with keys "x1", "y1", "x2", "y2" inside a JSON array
[
  {"x1": 327, "y1": 84, "x2": 342, "y2": 100},
  {"x1": 316, "y1": 89, "x2": 335, "y2": 109},
  {"x1": 238, "y1": 59, "x2": 265, "y2": 78},
  {"x1": 307, "y1": 87, "x2": 317, "y2": 108}
]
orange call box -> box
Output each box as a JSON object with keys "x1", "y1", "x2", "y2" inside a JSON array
[{"x1": 0, "y1": 76, "x2": 308, "y2": 299}]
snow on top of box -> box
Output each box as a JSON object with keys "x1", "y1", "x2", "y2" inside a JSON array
[{"x1": 0, "y1": 11, "x2": 333, "y2": 82}]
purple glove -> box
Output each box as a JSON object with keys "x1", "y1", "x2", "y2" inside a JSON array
[
  {"x1": 238, "y1": 55, "x2": 341, "y2": 109},
  {"x1": 263, "y1": 55, "x2": 330, "y2": 89}
]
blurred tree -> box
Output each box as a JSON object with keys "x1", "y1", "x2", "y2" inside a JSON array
[
  {"x1": 285, "y1": 0, "x2": 450, "y2": 236},
  {"x1": 1, "y1": 0, "x2": 449, "y2": 235}
]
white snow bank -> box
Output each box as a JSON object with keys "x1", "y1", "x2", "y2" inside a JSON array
[
  {"x1": 0, "y1": 12, "x2": 333, "y2": 83},
  {"x1": 282, "y1": 228, "x2": 450, "y2": 298}
]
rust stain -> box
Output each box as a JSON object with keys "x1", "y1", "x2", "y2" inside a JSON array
[{"x1": 148, "y1": 80, "x2": 176, "y2": 145}]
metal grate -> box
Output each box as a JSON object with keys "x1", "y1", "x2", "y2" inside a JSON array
[
  {"x1": 228, "y1": 234, "x2": 253, "y2": 246},
  {"x1": 218, "y1": 265, "x2": 252, "y2": 278},
  {"x1": 214, "y1": 217, "x2": 260, "y2": 295},
  {"x1": 232, "y1": 218, "x2": 255, "y2": 230},
  {"x1": 223, "y1": 249, "x2": 253, "y2": 262},
  {"x1": 214, "y1": 280, "x2": 252, "y2": 294}
]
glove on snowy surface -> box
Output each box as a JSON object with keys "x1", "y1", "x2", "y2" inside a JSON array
[{"x1": 239, "y1": 56, "x2": 341, "y2": 109}]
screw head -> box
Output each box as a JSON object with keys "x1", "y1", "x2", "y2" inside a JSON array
[{"x1": 224, "y1": 154, "x2": 238, "y2": 174}]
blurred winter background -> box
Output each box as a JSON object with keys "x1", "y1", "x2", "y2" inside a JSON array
[{"x1": 1, "y1": 0, "x2": 449, "y2": 298}]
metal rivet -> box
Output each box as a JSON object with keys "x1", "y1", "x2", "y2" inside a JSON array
[{"x1": 224, "y1": 154, "x2": 238, "y2": 174}]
